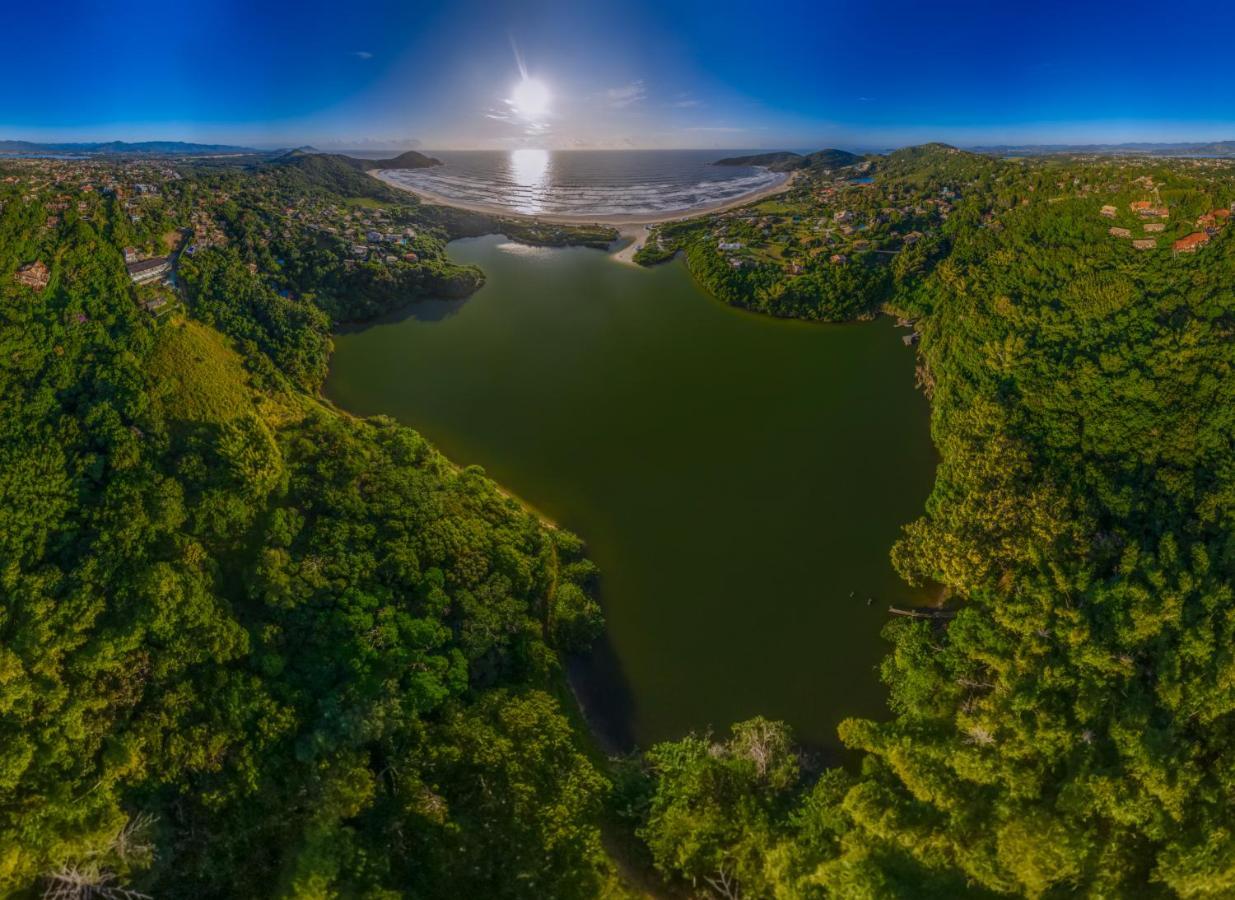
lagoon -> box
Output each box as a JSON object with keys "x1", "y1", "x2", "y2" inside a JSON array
[{"x1": 325, "y1": 234, "x2": 935, "y2": 750}]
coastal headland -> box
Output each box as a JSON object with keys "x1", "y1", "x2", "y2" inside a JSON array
[{"x1": 371, "y1": 167, "x2": 798, "y2": 263}]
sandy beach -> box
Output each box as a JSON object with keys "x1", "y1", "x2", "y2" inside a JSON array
[{"x1": 372, "y1": 168, "x2": 797, "y2": 264}]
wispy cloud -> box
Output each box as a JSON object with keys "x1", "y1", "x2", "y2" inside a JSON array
[
  {"x1": 353, "y1": 51, "x2": 374, "y2": 60},
  {"x1": 486, "y1": 100, "x2": 552, "y2": 139},
  {"x1": 605, "y1": 81, "x2": 647, "y2": 108},
  {"x1": 670, "y1": 93, "x2": 703, "y2": 109}
]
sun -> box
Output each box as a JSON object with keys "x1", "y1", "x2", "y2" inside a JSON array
[{"x1": 510, "y1": 77, "x2": 551, "y2": 119}]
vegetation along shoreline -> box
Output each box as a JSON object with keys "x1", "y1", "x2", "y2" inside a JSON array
[{"x1": 6, "y1": 138, "x2": 1235, "y2": 896}]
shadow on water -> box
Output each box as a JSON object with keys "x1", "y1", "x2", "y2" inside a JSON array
[
  {"x1": 334, "y1": 297, "x2": 468, "y2": 334},
  {"x1": 568, "y1": 627, "x2": 638, "y2": 754}
]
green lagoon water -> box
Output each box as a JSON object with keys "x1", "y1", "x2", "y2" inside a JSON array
[{"x1": 325, "y1": 234, "x2": 936, "y2": 749}]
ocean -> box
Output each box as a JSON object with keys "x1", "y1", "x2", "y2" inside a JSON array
[{"x1": 371, "y1": 149, "x2": 783, "y2": 217}]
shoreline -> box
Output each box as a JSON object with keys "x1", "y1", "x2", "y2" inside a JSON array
[
  {"x1": 373, "y1": 167, "x2": 796, "y2": 267},
  {"x1": 371, "y1": 167, "x2": 797, "y2": 228}
]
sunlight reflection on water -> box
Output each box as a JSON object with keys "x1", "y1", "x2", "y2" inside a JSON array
[{"x1": 507, "y1": 148, "x2": 550, "y2": 213}]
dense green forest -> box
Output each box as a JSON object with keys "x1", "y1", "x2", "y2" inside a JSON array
[
  {"x1": 627, "y1": 150, "x2": 1235, "y2": 897},
  {"x1": 4, "y1": 146, "x2": 1235, "y2": 897},
  {"x1": 0, "y1": 157, "x2": 622, "y2": 898}
]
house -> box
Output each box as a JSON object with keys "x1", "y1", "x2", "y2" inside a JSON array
[
  {"x1": 1139, "y1": 206, "x2": 1169, "y2": 219},
  {"x1": 718, "y1": 241, "x2": 744, "y2": 251},
  {"x1": 830, "y1": 253, "x2": 848, "y2": 265},
  {"x1": 1197, "y1": 213, "x2": 1217, "y2": 230},
  {"x1": 14, "y1": 261, "x2": 49, "y2": 290},
  {"x1": 1132, "y1": 239, "x2": 1156, "y2": 250},
  {"x1": 1214, "y1": 208, "x2": 1232, "y2": 221},
  {"x1": 123, "y1": 247, "x2": 140, "y2": 263},
  {"x1": 1129, "y1": 200, "x2": 1152, "y2": 212},
  {"x1": 1099, "y1": 205, "x2": 1118, "y2": 218},
  {"x1": 126, "y1": 256, "x2": 171, "y2": 284},
  {"x1": 403, "y1": 252, "x2": 419, "y2": 262},
  {"x1": 1109, "y1": 227, "x2": 1132, "y2": 238},
  {"x1": 351, "y1": 244, "x2": 368, "y2": 258},
  {"x1": 1173, "y1": 232, "x2": 1211, "y2": 254},
  {"x1": 727, "y1": 257, "x2": 744, "y2": 269},
  {"x1": 903, "y1": 231, "x2": 924, "y2": 245},
  {"x1": 1144, "y1": 223, "x2": 1165, "y2": 233}
]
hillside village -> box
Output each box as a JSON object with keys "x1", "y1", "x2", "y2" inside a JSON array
[
  {"x1": 630, "y1": 145, "x2": 1235, "y2": 320},
  {"x1": 6, "y1": 146, "x2": 1235, "y2": 335},
  {"x1": 0, "y1": 155, "x2": 484, "y2": 323}
]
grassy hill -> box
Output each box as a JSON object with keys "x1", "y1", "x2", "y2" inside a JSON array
[{"x1": 148, "y1": 319, "x2": 256, "y2": 425}]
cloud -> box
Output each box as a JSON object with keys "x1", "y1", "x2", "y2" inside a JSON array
[
  {"x1": 670, "y1": 93, "x2": 703, "y2": 109},
  {"x1": 605, "y1": 81, "x2": 647, "y2": 108},
  {"x1": 353, "y1": 51, "x2": 374, "y2": 60}
]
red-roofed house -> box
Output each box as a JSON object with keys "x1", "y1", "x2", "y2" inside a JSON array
[{"x1": 1173, "y1": 232, "x2": 1211, "y2": 254}]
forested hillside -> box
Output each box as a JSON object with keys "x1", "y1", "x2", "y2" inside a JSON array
[
  {"x1": 0, "y1": 158, "x2": 623, "y2": 898},
  {"x1": 628, "y1": 155, "x2": 1235, "y2": 897},
  {"x1": 6, "y1": 146, "x2": 1235, "y2": 897}
]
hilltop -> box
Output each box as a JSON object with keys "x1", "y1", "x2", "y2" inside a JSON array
[
  {"x1": 799, "y1": 148, "x2": 864, "y2": 171},
  {"x1": 277, "y1": 147, "x2": 441, "y2": 170},
  {"x1": 267, "y1": 150, "x2": 401, "y2": 198},
  {"x1": 714, "y1": 151, "x2": 805, "y2": 170},
  {"x1": 714, "y1": 148, "x2": 864, "y2": 172},
  {"x1": 874, "y1": 141, "x2": 992, "y2": 180},
  {"x1": 359, "y1": 149, "x2": 441, "y2": 169}
]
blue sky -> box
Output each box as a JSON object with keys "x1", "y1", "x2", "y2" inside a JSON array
[{"x1": 8, "y1": 0, "x2": 1235, "y2": 149}]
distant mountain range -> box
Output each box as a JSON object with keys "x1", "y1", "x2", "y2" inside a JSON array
[
  {"x1": 967, "y1": 141, "x2": 1235, "y2": 158},
  {"x1": 0, "y1": 139, "x2": 262, "y2": 156}
]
